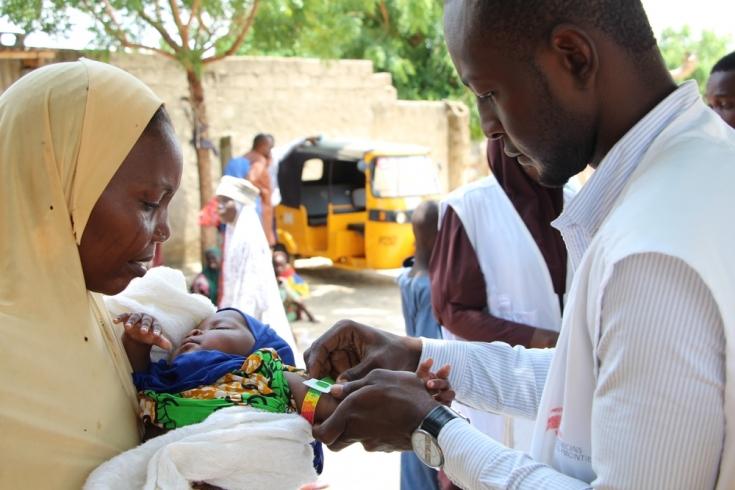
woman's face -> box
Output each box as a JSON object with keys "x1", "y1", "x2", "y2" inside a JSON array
[
  {"x1": 78, "y1": 116, "x2": 182, "y2": 295},
  {"x1": 217, "y1": 196, "x2": 238, "y2": 224}
]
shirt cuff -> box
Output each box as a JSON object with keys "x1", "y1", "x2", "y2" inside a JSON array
[
  {"x1": 419, "y1": 337, "x2": 471, "y2": 389},
  {"x1": 439, "y1": 417, "x2": 507, "y2": 486}
]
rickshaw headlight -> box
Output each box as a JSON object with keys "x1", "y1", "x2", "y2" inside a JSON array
[{"x1": 395, "y1": 211, "x2": 408, "y2": 224}]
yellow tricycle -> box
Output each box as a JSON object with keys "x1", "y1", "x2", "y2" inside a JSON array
[{"x1": 275, "y1": 138, "x2": 441, "y2": 269}]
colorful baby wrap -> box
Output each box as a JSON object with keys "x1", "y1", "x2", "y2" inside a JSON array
[{"x1": 137, "y1": 348, "x2": 301, "y2": 431}]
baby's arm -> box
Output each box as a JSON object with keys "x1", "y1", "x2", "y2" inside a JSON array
[
  {"x1": 115, "y1": 312, "x2": 172, "y2": 373},
  {"x1": 284, "y1": 372, "x2": 339, "y2": 424}
]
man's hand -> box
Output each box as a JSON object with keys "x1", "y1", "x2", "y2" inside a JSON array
[
  {"x1": 313, "y1": 369, "x2": 439, "y2": 452},
  {"x1": 304, "y1": 320, "x2": 423, "y2": 382}
]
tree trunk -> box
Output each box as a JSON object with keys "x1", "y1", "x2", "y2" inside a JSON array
[{"x1": 186, "y1": 69, "x2": 217, "y2": 257}]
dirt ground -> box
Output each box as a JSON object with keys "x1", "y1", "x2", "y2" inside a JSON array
[{"x1": 288, "y1": 259, "x2": 407, "y2": 490}]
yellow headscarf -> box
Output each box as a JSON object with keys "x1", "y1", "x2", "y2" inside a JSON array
[{"x1": 0, "y1": 59, "x2": 162, "y2": 488}]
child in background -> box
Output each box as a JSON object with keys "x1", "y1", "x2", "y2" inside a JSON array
[
  {"x1": 397, "y1": 200, "x2": 444, "y2": 490},
  {"x1": 398, "y1": 200, "x2": 443, "y2": 340},
  {"x1": 190, "y1": 247, "x2": 221, "y2": 305},
  {"x1": 274, "y1": 251, "x2": 316, "y2": 322}
]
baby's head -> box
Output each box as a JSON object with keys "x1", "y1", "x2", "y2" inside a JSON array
[{"x1": 171, "y1": 308, "x2": 255, "y2": 360}]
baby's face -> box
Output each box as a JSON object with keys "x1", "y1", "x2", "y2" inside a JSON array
[{"x1": 172, "y1": 310, "x2": 255, "y2": 360}]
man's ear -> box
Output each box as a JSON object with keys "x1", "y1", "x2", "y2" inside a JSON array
[{"x1": 548, "y1": 24, "x2": 598, "y2": 89}]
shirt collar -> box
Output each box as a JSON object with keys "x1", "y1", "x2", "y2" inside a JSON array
[{"x1": 553, "y1": 81, "x2": 701, "y2": 244}]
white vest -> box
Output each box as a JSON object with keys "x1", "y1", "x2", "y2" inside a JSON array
[
  {"x1": 531, "y1": 100, "x2": 735, "y2": 487},
  {"x1": 440, "y1": 175, "x2": 563, "y2": 448}
]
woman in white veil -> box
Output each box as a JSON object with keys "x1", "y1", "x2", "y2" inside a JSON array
[{"x1": 215, "y1": 176, "x2": 299, "y2": 358}]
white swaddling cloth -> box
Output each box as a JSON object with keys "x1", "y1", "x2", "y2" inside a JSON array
[
  {"x1": 104, "y1": 266, "x2": 216, "y2": 361},
  {"x1": 84, "y1": 406, "x2": 318, "y2": 490}
]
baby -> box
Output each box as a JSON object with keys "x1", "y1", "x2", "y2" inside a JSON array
[{"x1": 117, "y1": 308, "x2": 336, "y2": 436}]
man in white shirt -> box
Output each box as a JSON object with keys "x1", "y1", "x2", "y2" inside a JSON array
[{"x1": 304, "y1": 1, "x2": 735, "y2": 488}]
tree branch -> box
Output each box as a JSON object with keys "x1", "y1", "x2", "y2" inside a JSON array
[
  {"x1": 202, "y1": 0, "x2": 260, "y2": 64},
  {"x1": 135, "y1": 5, "x2": 182, "y2": 53},
  {"x1": 167, "y1": 0, "x2": 188, "y2": 48},
  {"x1": 187, "y1": 0, "x2": 201, "y2": 30},
  {"x1": 379, "y1": 0, "x2": 390, "y2": 31},
  {"x1": 192, "y1": 1, "x2": 212, "y2": 51},
  {"x1": 80, "y1": 0, "x2": 177, "y2": 60}
]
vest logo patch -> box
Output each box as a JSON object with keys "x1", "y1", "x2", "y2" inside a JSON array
[{"x1": 546, "y1": 406, "x2": 563, "y2": 434}]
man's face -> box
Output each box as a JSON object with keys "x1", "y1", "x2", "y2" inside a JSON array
[
  {"x1": 172, "y1": 310, "x2": 255, "y2": 359},
  {"x1": 706, "y1": 70, "x2": 735, "y2": 129},
  {"x1": 257, "y1": 137, "x2": 275, "y2": 160},
  {"x1": 444, "y1": 0, "x2": 595, "y2": 187}
]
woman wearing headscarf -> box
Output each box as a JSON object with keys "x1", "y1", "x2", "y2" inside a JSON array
[
  {"x1": 0, "y1": 59, "x2": 182, "y2": 487},
  {"x1": 215, "y1": 175, "x2": 300, "y2": 358},
  {"x1": 428, "y1": 138, "x2": 574, "y2": 459}
]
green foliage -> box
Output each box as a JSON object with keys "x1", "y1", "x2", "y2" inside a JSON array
[
  {"x1": 0, "y1": 0, "x2": 72, "y2": 34},
  {"x1": 658, "y1": 26, "x2": 732, "y2": 92},
  {"x1": 1, "y1": 1, "x2": 260, "y2": 75}
]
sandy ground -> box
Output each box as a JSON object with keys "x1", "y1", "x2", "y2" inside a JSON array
[{"x1": 288, "y1": 259, "x2": 407, "y2": 490}]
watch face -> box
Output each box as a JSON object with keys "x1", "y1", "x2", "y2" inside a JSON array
[{"x1": 411, "y1": 429, "x2": 444, "y2": 469}]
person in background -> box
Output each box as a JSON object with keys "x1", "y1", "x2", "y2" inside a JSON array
[
  {"x1": 431, "y1": 140, "x2": 566, "y2": 348},
  {"x1": 706, "y1": 51, "x2": 735, "y2": 128},
  {"x1": 223, "y1": 132, "x2": 274, "y2": 180},
  {"x1": 398, "y1": 200, "x2": 444, "y2": 490},
  {"x1": 190, "y1": 247, "x2": 221, "y2": 304},
  {"x1": 245, "y1": 134, "x2": 277, "y2": 247},
  {"x1": 429, "y1": 139, "x2": 569, "y2": 450},
  {"x1": 223, "y1": 133, "x2": 275, "y2": 245},
  {"x1": 274, "y1": 251, "x2": 316, "y2": 323},
  {"x1": 215, "y1": 175, "x2": 299, "y2": 356}
]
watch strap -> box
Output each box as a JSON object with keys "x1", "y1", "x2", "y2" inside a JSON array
[{"x1": 420, "y1": 405, "x2": 460, "y2": 439}]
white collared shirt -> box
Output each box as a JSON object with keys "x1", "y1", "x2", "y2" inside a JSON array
[{"x1": 421, "y1": 81, "x2": 726, "y2": 489}]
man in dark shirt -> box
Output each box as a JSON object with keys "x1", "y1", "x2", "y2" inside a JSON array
[{"x1": 429, "y1": 139, "x2": 565, "y2": 349}]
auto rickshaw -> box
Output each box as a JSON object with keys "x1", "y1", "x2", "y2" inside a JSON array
[{"x1": 275, "y1": 138, "x2": 441, "y2": 269}]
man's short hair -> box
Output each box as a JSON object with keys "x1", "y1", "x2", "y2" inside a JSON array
[
  {"x1": 471, "y1": 0, "x2": 657, "y2": 56},
  {"x1": 711, "y1": 52, "x2": 735, "y2": 74},
  {"x1": 252, "y1": 133, "x2": 273, "y2": 148}
]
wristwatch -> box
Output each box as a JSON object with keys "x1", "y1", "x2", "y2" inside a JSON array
[{"x1": 411, "y1": 405, "x2": 464, "y2": 469}]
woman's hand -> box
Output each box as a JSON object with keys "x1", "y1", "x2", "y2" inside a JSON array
[{"x1": 115, "y1": 312, "x2": 172, "y2": 351}]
